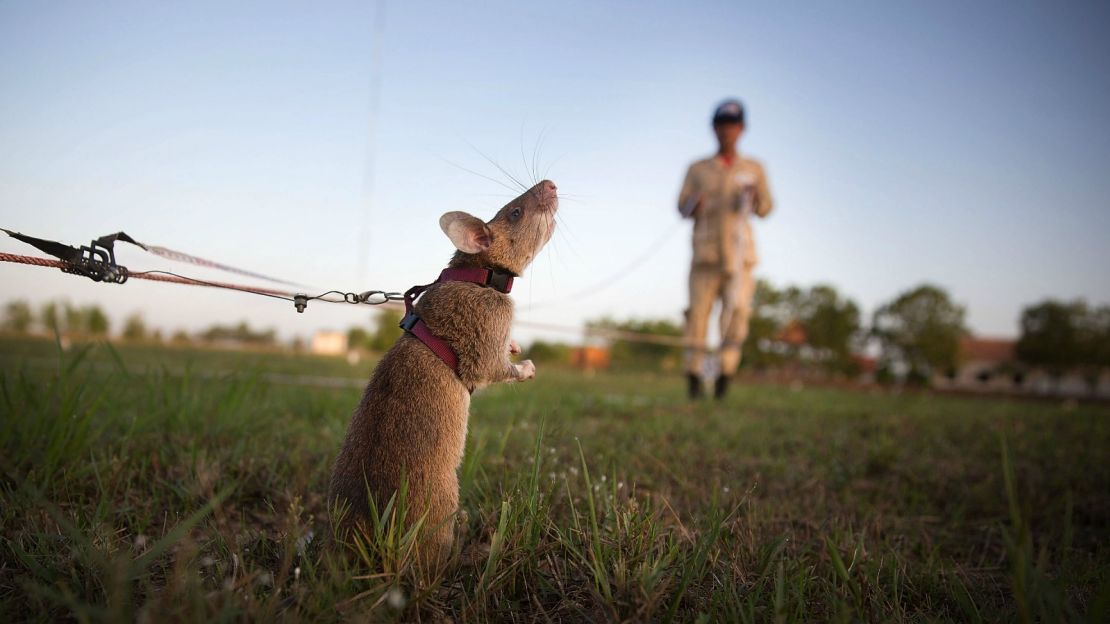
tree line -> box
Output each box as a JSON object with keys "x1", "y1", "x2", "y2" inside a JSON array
[
  {"x1": 346, "y1": 309, "x2": 403, "y2": 353},
  {"x1": 1, "y1": 298, "x2": 403, "y2": 353},
  {"x1": 0, "y1": 299, "x2": 276, "y2": 346},
  {"x1": 1016, "y1": 300, "x2": 1110, "y2": 382},
  {"x1": 3, "y1": 300, "x2": 112, "y2": 337},
  {"x1": 4, "y1": 290, "x2": 1108, "y2": 381},
  {"x1": 559, "y1": 282, "x2": 1109, "y2": 382}
]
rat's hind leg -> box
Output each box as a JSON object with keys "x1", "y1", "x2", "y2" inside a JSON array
[{"x1": 414, "y1": 476, "x2": 460, "y2": 577}]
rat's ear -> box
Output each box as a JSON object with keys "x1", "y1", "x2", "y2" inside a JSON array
[{"x1": 439, "y1": 211, "x2": 491, "y2": 254}]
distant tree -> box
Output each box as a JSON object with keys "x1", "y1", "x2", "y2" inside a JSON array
[
  {"x1": 347, "y1": 326, "x2": 373, "y2": 351},
  {"x1": 586, "y1": 316, "x2": 683, "y2": 370},
  {"x1": 239, "y1": 321, "x2": 275, "y2": 344},
  {"x1": 34, "y1": 301, "x2": 109, "y2": 336},
  {"x1": 872, "y1": 284, "x2": 966, "y2": 382},
  {"x1": 874, "y1": 365, "x2": 897, "y2": 386},
  {"x1": 1091, "y1": 306, "x2": 1110, "y2": 369},
  {"x1": 370, "y1": 309, "x2": 404, "y2": 352},
  {"x1": 122, "y1": 313, "x2": 149, "y2": 341},
  {"x1": 796, "y1": 284, "x2": 862, "y2": 374},
  {"x1": 2, "y1": 300, "x2": 34, "y2": 333},
  {"x1": 741, "y1": 281, "x2": 862, "y2": 374},
  {"x1": 170, "y1": 329, "x2": 191, "y2": 345},
  {"x1": 1016, "y1": 300, "x2": 1083, "y2": 377},
  {"x1": 200, "y1": 320, "x2": 275, "y2": 345},
  {"x1": 83, "y1": 305, "x2": 110, "y2": 336},
  {"x1": 247, "y1": 324, "x2": 276, "y2": 344},
  {"x1": 1017, "y1": 300, "x2": 1110, "y2": 385},
  {"x1": 525, "y1": 340, "x2": 572, "y2": 364},
  {"x1": 40, "y1": 301, "x2": 62, "y2": 335},
  {"x1": 64, "y1": 303, "x2": 84, "y2": 334},
  {"x1": 742, "y1": 279, "x2": 786, "y2": 369}
]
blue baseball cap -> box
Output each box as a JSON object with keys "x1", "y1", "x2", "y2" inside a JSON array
[{"x1": 712, "y1": 99, "x2": 745, "y2": 125}]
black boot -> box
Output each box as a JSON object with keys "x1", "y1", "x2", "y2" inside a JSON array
[
  {"x1": 687, "y1": 373, "x2": 704, "y2": 400},
  {"x1": 714, "y1": 375, "x2": 731, "y2": 400}
]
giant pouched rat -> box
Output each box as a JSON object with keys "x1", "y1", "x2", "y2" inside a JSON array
[{"x1": 328, "y1": 179, "x2": 558, "y2": 566}]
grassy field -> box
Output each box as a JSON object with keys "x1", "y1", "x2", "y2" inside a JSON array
[{"x1": 1, "y1": 337, "x2": 1107, "y2": 622}]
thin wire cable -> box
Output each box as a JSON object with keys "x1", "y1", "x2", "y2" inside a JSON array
[
  {"x1": 356, "y1": 0, "x2": 388, "y2": 283},
  {"x1": 128, "y1": 270, "x2": 301, "y2": 301},
  {"x1": 512, "y1": 319, "x2": 690, "y2": 348},
  {"x1": 521, "y1": 216, "x2": 685, "y2": 310},
  {"x1": 130, "y1": 270, "x2": 403, "y2": 306}
]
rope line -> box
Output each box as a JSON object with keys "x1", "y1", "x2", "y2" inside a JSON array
[
  {"x1": 513, "y1": 319, "x2": 689, "y2": 348},
  {"x1": 0, "y1": 253, "x2": 386, "y2": 306},
  {"x1": 140, "y1": 245, "x2": 308, "y2": 287},
  {"x1": 0, "y1": 252, "x2": 63, "y2": 269}
]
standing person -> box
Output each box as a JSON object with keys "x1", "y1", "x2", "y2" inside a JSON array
[{"x1": 678, "y1": 99, "x2": 774, "y2": 399}]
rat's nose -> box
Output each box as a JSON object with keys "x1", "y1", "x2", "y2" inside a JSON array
[{"x1": 538, "y1": 180, "x2": 557, "y2": 200}]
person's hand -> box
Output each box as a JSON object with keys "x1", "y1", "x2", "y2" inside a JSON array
[{"x1": 681, "y1": 194, "x2": 704, "y2": 218}]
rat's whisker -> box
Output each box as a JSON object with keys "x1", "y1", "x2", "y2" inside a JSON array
[
  {"x1": 519, "y1": 123, "x2": 536, "y2": 188},
  {"x1": 545, "y1": 238, "x2": 559, "y2": 300},
  {"x1": 465, "y1": 140, "x2": 529, "y2": 192},
  {"x1": 541, "y1": 150, "x2": 568, "y2": 181},
  {"x1": 553, "y1": 195, "x2": 587, "y2": 205},
  {"x1": 552, "y1": 216, "x2": 582, "y2": 261},
  {"x1": 441, "y1": 157, "x2": 522, "y2": 195},
  {"x1": 532, "y1": 125, "x2": 549, "y2": 186}
]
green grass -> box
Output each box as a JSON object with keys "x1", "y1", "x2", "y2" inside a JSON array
[{"x1": 1, "y1": 337, "x2": 1107, "y2": 622}]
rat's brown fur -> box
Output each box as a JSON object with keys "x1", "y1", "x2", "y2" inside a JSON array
[{"x1": 328, "y1": 180, "x2": 557, "y2": 568}]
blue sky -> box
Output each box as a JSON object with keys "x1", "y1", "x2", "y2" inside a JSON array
[{"x1": 2, "y1": 1, "x2": 1108, "y2": 344}]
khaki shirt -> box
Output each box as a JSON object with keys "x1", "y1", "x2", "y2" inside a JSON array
[{"x1": 678, "y1": 155, "x2": 773, "y2": 271}]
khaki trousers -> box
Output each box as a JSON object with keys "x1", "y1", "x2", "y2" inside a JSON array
[{"x1": 685, "y1": 264, "x2": 756, "y2": 376}]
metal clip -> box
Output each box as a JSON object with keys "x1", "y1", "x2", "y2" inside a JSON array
[
  {"x1": 62, "y1": 240, "x2": 130, "y2": 284},
  {"x1": 294, "y1": 294, "x2": 309, "y2": 313}
]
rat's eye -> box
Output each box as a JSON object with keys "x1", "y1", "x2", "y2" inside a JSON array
[{"x1": 508, "y1": 206, "x2": 523, "y2": 222}]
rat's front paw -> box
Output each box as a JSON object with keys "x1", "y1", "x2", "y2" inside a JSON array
[
  {"x1": 509, "y1": 340, "x2": 521, "y2": 356},
  {"x1": 518, "y1": 359, "x2": 536, "y2": 381}
]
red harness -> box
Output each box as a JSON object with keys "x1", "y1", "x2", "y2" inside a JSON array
[{"x1": 399, "y1": 267, "x2": 515, "y2": 374}]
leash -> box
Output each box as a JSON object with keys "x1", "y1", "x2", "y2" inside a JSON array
[{"x1": 0, "y1": 228, "x2": 403, "y2": 312}]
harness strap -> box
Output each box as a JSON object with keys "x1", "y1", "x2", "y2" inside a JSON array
[
  {"x1": 436, "y1": 267, "x2": 513, "y2": 293},
  {"x1": 399, "y1": 267, "x2": 515, "y2": 374}
]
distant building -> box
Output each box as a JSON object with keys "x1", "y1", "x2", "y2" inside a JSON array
[
  {"x1": 765, "y1": 319, "x2": 868, "y2": 376},
  {"x1": 311, "y1": 330, "x2": 348, "y2": 356},
  {"x1": 852, "y1": 354, "x2": 878, "y2": 383},
  {"x1": 775, "y1": 319, "x2": 808, "y2": 349},
  {"x1": 572, "y1": 346, "x2": 611, "y2": 371},
  {"x1": 934, "y1": 335, "x2": 1110, "y2": 399},
  {"x1": 947, "y1": 337, "x2": 1020, "y2": 391}
]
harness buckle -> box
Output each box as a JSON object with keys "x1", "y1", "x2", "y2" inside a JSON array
[
  {"x1": 486, "y1": 270, "x2": 513, "y2": 293},
  {"x1": 399, "y1": 312, "x2": 420, "y2": 331}
]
